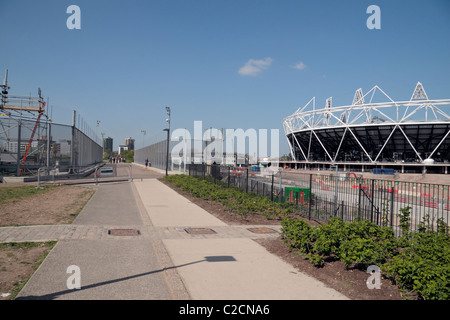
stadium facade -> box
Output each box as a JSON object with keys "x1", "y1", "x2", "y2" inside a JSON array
[{"x1": 282, "y1": 82, "x2": 450, "y2": 174}]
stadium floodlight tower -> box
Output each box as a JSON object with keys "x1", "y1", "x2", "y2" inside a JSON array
[{"x1": 282, "y1": 82, "x2": 450, "y2": 170}]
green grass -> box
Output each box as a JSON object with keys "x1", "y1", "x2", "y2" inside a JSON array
[{"x1": 0, "y1": 185, "x2": 57, "y2": 206}]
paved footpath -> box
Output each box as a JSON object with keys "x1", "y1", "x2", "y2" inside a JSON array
[{"x1": 2, "y1": 167, "x2": 348, "y2": 300}]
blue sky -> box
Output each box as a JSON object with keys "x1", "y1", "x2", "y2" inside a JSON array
[{"x1": 1, "y1": 0, "x2": 449, "y2": 155}]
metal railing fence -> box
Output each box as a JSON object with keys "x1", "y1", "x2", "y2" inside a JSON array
[{"x1": 188, "y1": 164, "x2": 450, "y2": 236}]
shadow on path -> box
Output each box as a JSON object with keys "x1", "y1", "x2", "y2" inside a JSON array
[{"x1": 17, "y1": 256, "x2": 236, "y2": 300}]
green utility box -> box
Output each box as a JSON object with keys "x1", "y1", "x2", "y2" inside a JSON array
[{"x1": 284, "y1": 187, "x2": 311, "y2": 203}]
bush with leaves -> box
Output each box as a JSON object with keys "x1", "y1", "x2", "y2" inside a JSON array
[
  {"x1": 282, "y1": 217, "x2": 397, "y2": 268},
  {"x1": 164, "y1": 174, "x2": 293, "y2": 219},
  {"x1": 382, "y1": 227, "x2": 450, "y2": 300}
]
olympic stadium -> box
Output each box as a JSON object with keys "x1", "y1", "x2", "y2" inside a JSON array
[{"x1": 282, "y1": 82, "x2": 450, "y2": 174}]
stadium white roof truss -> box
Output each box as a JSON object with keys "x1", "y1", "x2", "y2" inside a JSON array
[{"x1": 283, "y1": 82, "x2": 450, "y2": 163}]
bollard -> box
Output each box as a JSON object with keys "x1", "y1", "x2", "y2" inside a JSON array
[{"x1": 37, "y1": 166, "x2": 52, "y2": 189}]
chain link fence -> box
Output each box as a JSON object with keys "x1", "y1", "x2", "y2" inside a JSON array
[{"x1": 0, "y1": 117, "x2": 102, "y2": 177}]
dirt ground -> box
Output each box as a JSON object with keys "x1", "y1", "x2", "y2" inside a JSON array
[
  {"x1": 0, "y1": 185, "x2": 95, "y2": 226},
  {"x1": 0, "y1": 184, "x2": 95, "y2": 299},
  {"x1": 160, "y1": 178, "x2": 407, "y2": 300},
  {"x1": 0, "y1": 242, "x2": 55, "y2": 300}
]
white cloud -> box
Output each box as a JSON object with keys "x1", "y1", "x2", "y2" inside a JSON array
[
  {"x1": 238, "y1": 57, "x2": 273, "y2": 76},
  {"x1": 290, "y1": 61, "x2": 306, "y2": 70}
]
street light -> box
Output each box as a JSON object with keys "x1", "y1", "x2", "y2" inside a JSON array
[
  {"x1": 96, "y1": 120, "x2": 100, "y2": 144},
  {"x1": 163, "y1": 106, "x2": 171, "y2": 176}
]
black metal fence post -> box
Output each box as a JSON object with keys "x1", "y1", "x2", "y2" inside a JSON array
[
  {"x1": 308, "y1": 173, "x2": 312, "y2": 220},
  {"x1": 271, "y1": 174, "x2": 274, "y2": 201},
  {"x1": 370, "y1": 179, "x2": 375, "y2": 222},
  {"x1": 358, "y1": 180, "x2": 362, "y2": 220},
  {"x1": 246, "y1": 168, "x2": 249, "y2": 193},
  {"x1": 390, "y1": 185, "x2": 395, "y2": 228}
]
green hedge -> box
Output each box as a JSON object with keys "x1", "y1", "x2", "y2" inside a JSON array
[
  {"x1": 281, "y1": 217, "x2": 397, "y2": 268},
  {"x1": 281, "y1": 215, "x2": 450, "y2": 300},
  {"x1": 164, "y1": 174, "x2": 295, "y2": 219}
]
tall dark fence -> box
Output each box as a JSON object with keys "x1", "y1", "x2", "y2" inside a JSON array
[{"x1": 135, "y1": 139, "x2": 175, "y2": 171}]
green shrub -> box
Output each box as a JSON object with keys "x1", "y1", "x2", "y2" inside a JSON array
[
  {"x1": 382, "y1": 231, "x2": 450, "y2": 300},
  {"x1": 282, "y1": 217, "x2": 397, "y2": 268},
  {"x1": 281, "y1": 213, "x2": 450, "y2": 299},
  {"x1": 164, "y1": 174, "x2": 291, "y2": 220},
  {"x1": 281, "y1": 217, "x2": 313, "y2": 253}
]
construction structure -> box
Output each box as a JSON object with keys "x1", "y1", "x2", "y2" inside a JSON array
[
  {"x1": 282, "y1": 82, "x2": 450, "y2": 174},
  {"x1": 0, "y1": 69, "x2": 49, "y2": 176},
  {"x1": 0, "y1": 70, "x2": 103, "y2": 177}
]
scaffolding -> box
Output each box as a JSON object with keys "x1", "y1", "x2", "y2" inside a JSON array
[{"x1": 0, "y1": 70, "x2": 102, "y2": 177}]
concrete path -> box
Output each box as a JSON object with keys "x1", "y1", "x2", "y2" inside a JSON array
[
  {"x1": 14, "y1": 180, "x2": 186, "y2": 300},
  {"x1": 138, "y1": 178, "x2": 347, "y2": 300},
  {"x1": 2, "y1": 167, "x2": 348, "y2": 300}
]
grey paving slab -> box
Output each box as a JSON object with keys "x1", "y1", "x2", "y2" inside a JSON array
[{"x1": 17, "y1": 239, "x2": 172, "y2": 300}]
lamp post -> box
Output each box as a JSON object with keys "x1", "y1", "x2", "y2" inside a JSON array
[
  {"x1": 96, "y1": 120, "x2": 100, "y2": 144},
  {"x1": 163, "y1": 106, "x2": 171, "y2": 176}
]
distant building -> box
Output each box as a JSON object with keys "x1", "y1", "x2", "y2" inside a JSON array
[
  {"x1": 57, "y1": 139, "x2": 71, "y2": 155},
  {"x1": 6, "y1": 140, "x2": 38, "y2": 153},
  {"x1": 125, "y1": 137, "x2": 135, "y2": 151},
  {"x1": 118, "y1": 145, "x2": 128, "y2": 155},
  {"x1": 103, "y1": 137, "x2": 113, "y2": 153}
]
